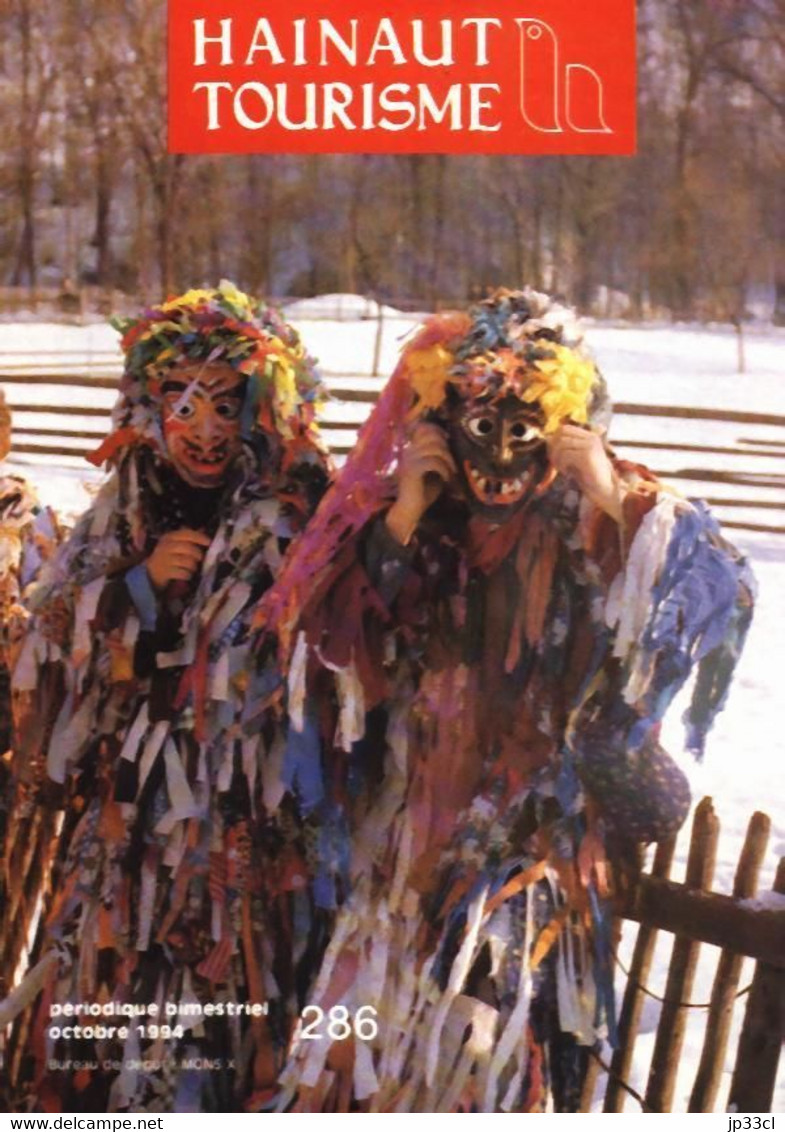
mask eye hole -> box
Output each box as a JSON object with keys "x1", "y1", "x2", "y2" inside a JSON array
[
  {"x1": 215, "y1": 400, "x2": 241, "y2": 421},
  {"x1": 466, "y1": 416, "x2": 495, "y2": 438},
  {"x1": 510, "y1": 421, "x2": 541, "y2": 442},
  {"x1": 166, "y1": 399, "x2": 196, "y2": 421}
]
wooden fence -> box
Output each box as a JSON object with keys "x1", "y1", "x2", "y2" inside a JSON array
[
  {"x1": 1, "y1": 365, "x2": 784, "y2": 535},
  {"x1": 581, "y1": 798, "x2": 784, "y2": 1113},
  {"x1": 2, "y1": 796, "x2": 782, "y2": 1111}
]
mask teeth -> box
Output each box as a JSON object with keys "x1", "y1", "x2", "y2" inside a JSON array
[{"x1": 467, "y1": 464, "x2": 529, "y2": 501}]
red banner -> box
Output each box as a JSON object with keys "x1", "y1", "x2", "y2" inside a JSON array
[{"x1": 168, "y1": 0, "x2": 636, "y2": 154}]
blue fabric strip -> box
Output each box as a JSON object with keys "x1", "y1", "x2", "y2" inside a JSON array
[
  {"x1": 282, "y1": 708, "x2": 325, "y2": 813},
  {"x1": 125, "y1": 563, "x2": 158, "y2": 631}
]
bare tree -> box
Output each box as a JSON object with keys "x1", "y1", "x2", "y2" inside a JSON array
[
  {"x1": 5, "y1": 0, "x2": 57, "y2": 288},
  {"x1": 0, "y1": 0, "x2": 781, "y2": 314},
  {"x1": 87, "y1": 0, "x2": 187, "y2": 292}
]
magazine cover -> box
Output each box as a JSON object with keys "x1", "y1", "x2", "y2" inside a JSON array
[{"x1": 0, "y1": 0, "x2": 782, "y2": 1118}]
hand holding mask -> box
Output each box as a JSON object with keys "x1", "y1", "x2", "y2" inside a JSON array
[
  {"x1": 386, "y1": 423, "x2": 456, "y2": 545},
  {"x1": 546, "y1": 422, "x2": 622, "y2": 522}
]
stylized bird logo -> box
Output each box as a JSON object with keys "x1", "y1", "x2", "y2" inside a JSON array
[
  {"x1": 515, "y1": 18, "x2": 613, "y2": 135},
  {"x1": 566, "y1": 64, "x2": 612, "y2": 133},
  {"x1": 516, "y1": 18, "x2": 562, "y2": 133}
]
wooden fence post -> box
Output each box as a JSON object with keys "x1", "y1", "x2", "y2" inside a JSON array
[
  {"x1": 688, "y1": 811, "x2": 770, "y2": 1111},
  {"x1": 603, "y1": 838, "x2": 677, "y2": 1111},
  {"x1": 688, "y1": 815, "x2": 770, "y2": 1113},
  {"x1": 645, "y1": 798, "x2": 720, "y2": 1111},
  {"x1": 372, "y1": 299, "x2": 384, "y2": 377},
  {"x1": 728, "y1": 858, "x2": 785, "y2": 1113}
]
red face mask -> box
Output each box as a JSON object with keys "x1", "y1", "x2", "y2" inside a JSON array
[{"x1": 161, "y1": 363, "x2": 246, "y2": 488}]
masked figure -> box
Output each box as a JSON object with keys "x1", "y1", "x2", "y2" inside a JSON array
[
  {"x1": 0, "y1": 390, "x2": 61, "y2": 838},
  {"x1": 1, "y1": 283, "x2": 329, "y2": 1112},
  {"x1": 253, "y1": 289, "x2": 753, "y2": 1112}
]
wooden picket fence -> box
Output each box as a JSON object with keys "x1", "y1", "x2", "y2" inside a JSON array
[
  {"x1": 3, "y1": 798, "x2": 781, "y2": 1111},
  {"x1": 582, "y1": 798, "x2": 784, "y2": 1113},
  {"x1": 0, "y1": 365, "x2": 784, "y2": 536}
]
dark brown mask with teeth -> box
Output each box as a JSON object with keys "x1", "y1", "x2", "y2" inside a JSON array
[{"x1": 446, "y1": 393, "x2": 549, "y2": 521}]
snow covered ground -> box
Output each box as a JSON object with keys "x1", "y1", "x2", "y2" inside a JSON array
[{"x1": 0, "y1": 302, "x2": 782, "y2": 1111}]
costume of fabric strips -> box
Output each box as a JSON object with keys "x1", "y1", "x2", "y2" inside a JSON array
[
  {"x1": 253, "y1": 288, "x2": 754, "y2": 1113},
  {"x1": 1, "y1": 282, "x2": 330, "y2": 1113},
  {"x1": 0, "y1": 388, "x2": 62, "y2": 854}
]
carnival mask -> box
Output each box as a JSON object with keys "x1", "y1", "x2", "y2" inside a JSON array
[
  {"x1": 447, "y1": 393, "x2": 549, "y2": 520},
  {"x1": 161, "y1": 363, "x2": 246, "y2": 488}
]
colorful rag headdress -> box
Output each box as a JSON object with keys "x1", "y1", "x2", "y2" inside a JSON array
[
  {"x1": 258, "y1": 287, "x2": 610, "y2": 649},
  {"x1": 404, "y1": 288, "x2": 608, "y2": 433},
  {"x1": 90, "y1": 280, "x2": 327, "y2": 469}
]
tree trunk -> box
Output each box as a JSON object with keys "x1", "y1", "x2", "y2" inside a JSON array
[
  {"x1": 428, "y1": 156, "x2": 446, "y2": 305},
  {"x1": 241, "y1": 156, "x2": 276, "y2": 295},
  {"x1": 94, "y1": 147, "x2": 113, "y2": 286},
  {"x1": 408, "y1": 156, "x2": 425, "y2": 298},
  {"x1": 154, "y1": 156, "x2": 184, "y2": 294},
  {"x1": 11, "y1": 161, "x2": 36, "y2": 288},
  {"x1": 11, "y1": 1, "x2": 36, "y2": 289}
]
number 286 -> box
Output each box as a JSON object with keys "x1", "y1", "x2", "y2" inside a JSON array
[{"x1": 297, "y1": 1004, "x2": 378, "y2": 1042}]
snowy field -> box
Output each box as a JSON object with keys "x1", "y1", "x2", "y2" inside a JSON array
[{"x1": 0, "y1": 302, "x2": 782, "y2": 1111}]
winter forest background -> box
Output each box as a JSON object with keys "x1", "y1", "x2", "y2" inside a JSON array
[{"x1": 1, "y1": 0, "x2": 783, "y2": 319}]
